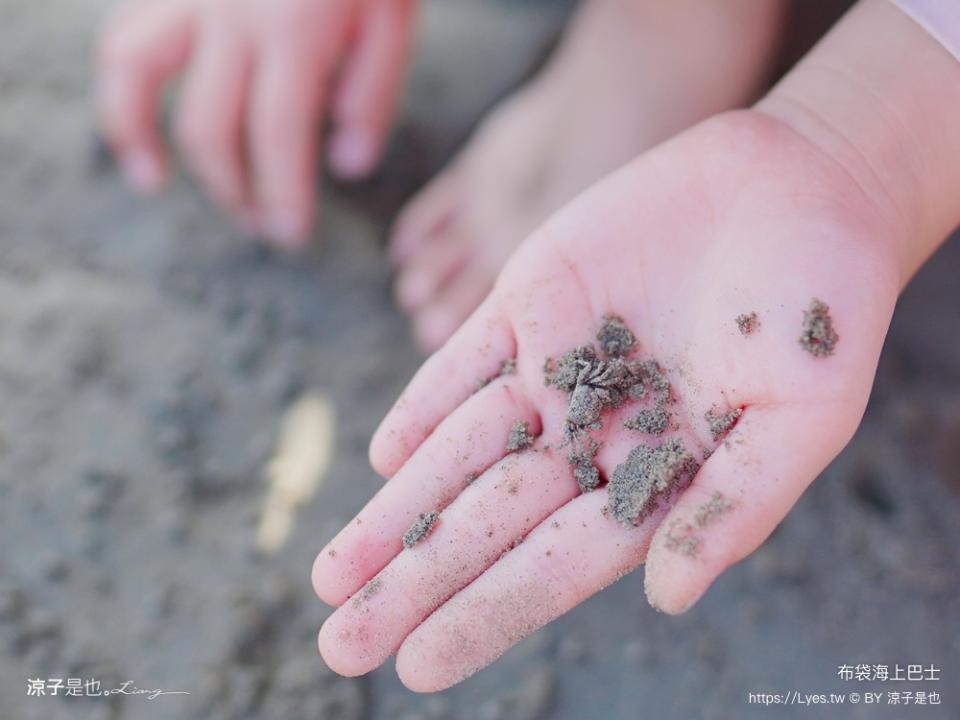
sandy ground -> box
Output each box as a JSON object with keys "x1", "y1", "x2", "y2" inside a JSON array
[{"x1": 0, "y1": 1, "x2": 958, "y2": 719}]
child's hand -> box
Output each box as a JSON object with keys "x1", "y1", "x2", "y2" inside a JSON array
[
  {"x1": 311, "y1": 110, "x2": 902, "y2": 690},
  {"x1": 96, "y1": 0, "x2": 416, "y2": 247}
]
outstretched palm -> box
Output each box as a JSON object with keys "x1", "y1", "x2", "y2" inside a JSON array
[{"x1": 312, "y1": 112, "x2": 900, "y2": 691}]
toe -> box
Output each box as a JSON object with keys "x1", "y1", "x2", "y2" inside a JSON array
[
  {"x1": 389, "y1": 170, "x2": 461, "y2": 265},
  {"x1": 412, "y1": 263, "x2": 496, "y2": 353},
  {"x1": 394, "y1": 234, "x2": 469, "y2": 313}
]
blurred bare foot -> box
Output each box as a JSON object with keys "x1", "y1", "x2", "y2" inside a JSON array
[{"x1": 390, "y1": 0, "x2": 787, "y2": 351}]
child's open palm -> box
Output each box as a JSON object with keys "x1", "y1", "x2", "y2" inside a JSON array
[{"x1": 312, "y1": 112, "x2": 902, "y2": 691}]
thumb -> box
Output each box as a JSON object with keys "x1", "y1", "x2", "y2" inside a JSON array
[{"x1": 643, "y1": 399, "x2": 864, "y2": 614}]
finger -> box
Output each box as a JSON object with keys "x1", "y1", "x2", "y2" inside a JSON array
[
  {"x1": 393, "y1": 233, "x2": 469, "y2": 312},
  {"x1": 317, "y1": 446, "x2": 572, "y2": 677},
  {"x1": 175, "y1": 18, "x2": 253, "y2": 219},
  {"x1": 323, "y1": 414, "x2": 686, "y2": 678},
  {"x1": 247, "y1": 24, "x2": 342, "y2": 248},
  {"x1": 412, "y1": 262, "x2": 496, "y2": 353},
  {"x1": 369, "y1": 299, "x2": 515, "y2": 478},
  {"x1": 96, "y1": 0, "x2": 193, "y2": 193},
  {"x1": 329, "y1": 0, "x2": 418, "y2": 179},
  {"x1": 395, "y1": 483, "x2": 663, "y2": 692},
  {"x1": 389, "y1": 170, "x2": 461, "y2": 266},
  {"x1": 643, "y1": 400, "x2": 861, "y2": 615},
  {"x1": 313, "y1": 378, "x2": 541, "y2": 606}
]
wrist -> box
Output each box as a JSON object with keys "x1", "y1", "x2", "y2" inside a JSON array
[{"x1": 756, "y1": 0, "x2": 960, "y2": 285}]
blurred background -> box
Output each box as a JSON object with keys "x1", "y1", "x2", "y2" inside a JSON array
[{"x1": 0, "y1": 1, "x2": 957, "y2": 718}]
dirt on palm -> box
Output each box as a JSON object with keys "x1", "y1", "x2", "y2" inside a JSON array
[
  {"x1": 568, "y1": 436, "x2": 601, "y2": 493},
  {"x1": 2, "y1": 2, "x2": 958, "y2": 720},
  {"x1": 403, "y1": 511, "x2": 439, "y2": 549},
  {"x1": 735, "y1": 312, "x2": 759, "y2": 336},
  {"x1": 608, "y1": 438, "x2": 700, "y2": 527},
  {"x1": 799, "y1": 298, "x2": 839, "y2": 357},
  {"x1": 705, "y1": 407, "x2": 742, "y2": 441},
  {"x1": 596, "y1": 314, "x2": 636, "y2": 358},
  {"x1": 625, "y1": 407, "x2": 671, "y2": 436},
  {"x1": 506, "y1": 420, "x2": 535, "y2": 452}
]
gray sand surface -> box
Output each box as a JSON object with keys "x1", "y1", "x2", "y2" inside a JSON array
[{"x1": 0, "y1": 2, "x2": 957, "y2": 719}]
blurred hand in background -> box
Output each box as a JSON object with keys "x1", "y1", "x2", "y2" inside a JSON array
[{"x1": 96, "y1": 0, "x2": 417, "y2": 248}]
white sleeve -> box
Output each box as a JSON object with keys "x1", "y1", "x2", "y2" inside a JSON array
[{"x1": 889, "y1": 0, "x2": 960, "y2": 62}]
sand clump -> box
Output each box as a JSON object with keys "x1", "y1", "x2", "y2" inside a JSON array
[
  {"x1": 475, "y1": 357, "x2": 517, "y2": 392},
  {"x1": 352, "y1": 577, "x2": 383, "y2": 606},
  {"x1": 799, "y1": 298, "x2": 839, "y2": 357},
  {"x1": 608, "y1": 438, "x2": 700, "y2": 527},
  {"x1": 545, "y1": 351, "x2": 668, "y2": 438},
  {"x1": 402, "y1": 511, "x2": 439, "y2": 549},
  {"x1": 564, "y1": 359, "x2": 642, "y2": 432},
  {"x1": 694, "y1": 492, "x2": 733, "y2": 527},
  {"x1": 634, "y1": 359, "x2": 672, "y2": 405},
  {"x1": 544, "y1": 345, "x2": 598, "y2": 392},
  {"x1": 705, "y1": 406, "x2": 742, "y2": 441},
  {"x1": 567, "y1": 437, "x2": 601, "y2": 493},
  {"x1": 625, "y1": 407, "x2": 670, "y2": 436},
  {"x1": 596, "y1": 314, "x2": 636, "y2": 357},
  {"x1": 544, "y1": 315, "x2": 681, "y2": 496},
  {"x1": 663, "y1": 519, "x2": 701, "y2": 557},
  {"x1": 663, "y1": 492, "x2": 734, "y2": 557},
  {"x1": 735, "y1": 312, "x2": 759, "y2": 336},
  {"x1": 506, "y1": 420, "x2": 535, "y2": 452}
]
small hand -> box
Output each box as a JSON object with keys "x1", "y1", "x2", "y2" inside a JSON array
[
  {"x1": 312, "y1": 111, "x2": 901, "y2": 690},
  {"x1": 96, "y1": 0, "x2": 416, "y2": 247}
]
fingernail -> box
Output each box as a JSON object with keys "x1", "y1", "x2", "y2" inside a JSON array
[
  {"x1": 329, "y1": 128, "x2": 374, "y2": 179},
  {"x1": 263, "y1": 212, "x2": 306, "y2": 250},
  {"x1": 122, "y1": 150, "x2": 162, "y2": 194}
]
